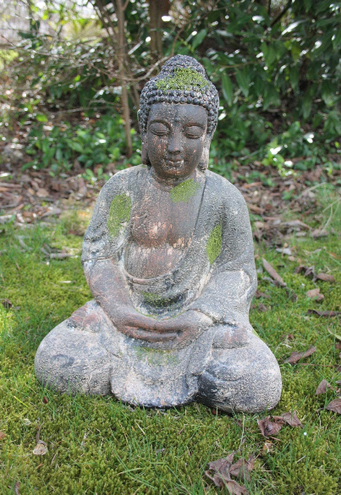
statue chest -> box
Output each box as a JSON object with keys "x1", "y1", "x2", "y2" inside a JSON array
[{"x1": 130, "y1": 193, "x2": 200, "y2": 248}]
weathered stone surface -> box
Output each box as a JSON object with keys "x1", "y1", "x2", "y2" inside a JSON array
[{"x1": 35, "y1": 55, "x2": 282, "y2": 413}]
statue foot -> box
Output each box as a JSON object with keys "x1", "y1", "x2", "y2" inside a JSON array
[{"x1": 197, "y1": 333, "x2": 282, "y2": 413}]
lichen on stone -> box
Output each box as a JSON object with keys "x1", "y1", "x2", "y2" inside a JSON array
[
  {"x1": 170, "y1": 179, "x2": 201, "y2": 203},
  {"x1": 156, "y1": 68, "x2": 209, "y2": 92},
  {"x1": 206, "y1": 224, "x2": 222, "y2": 264},
  {"x1": 107, "y1": 194, "x2": 131, "y2": 238}
]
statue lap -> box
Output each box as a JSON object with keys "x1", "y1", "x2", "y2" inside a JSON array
[{"x1": 35, "y1": 301, "x2": 281, "y2": 413}]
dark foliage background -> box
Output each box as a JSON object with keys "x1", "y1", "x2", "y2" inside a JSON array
[{"x1": 0, "y1": 0, "x2": 340, "y2": 180}]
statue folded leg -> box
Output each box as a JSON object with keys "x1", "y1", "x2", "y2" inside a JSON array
[
  {"x1": 34, "y1": 301, "x2": 112, "y2": 395},
  {"x1": 197, "y1": 327, "x2": 282, "y2": 413}
]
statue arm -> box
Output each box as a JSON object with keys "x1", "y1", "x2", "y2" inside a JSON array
[
  {"x1": 83, "y1": 258, "x2": 166, "y2": 333},
  {"x1": 188, "y1": 186, "x2": 257, "y2": 329}
]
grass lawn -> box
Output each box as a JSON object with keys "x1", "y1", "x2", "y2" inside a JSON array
[{"x1": 0, "y1": 189, "x2": 340, "y2": 494}]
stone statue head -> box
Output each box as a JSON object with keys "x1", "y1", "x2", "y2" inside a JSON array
[{"x1": 138, "y1": 55, "x2": 219, "y2": 174}]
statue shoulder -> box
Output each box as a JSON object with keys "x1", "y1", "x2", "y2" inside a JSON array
[
  {"x1": 205, "y1": 170, "x2": 247, "y2": 210},
  {"x1": 97, "y1": 165, "x2": 147, "y2": 202}
]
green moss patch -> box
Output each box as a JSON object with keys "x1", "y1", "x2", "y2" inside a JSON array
[
  {"x1": 206, "y1": 224, "x2": 222, "y2": 264},
  {"x1": 156, "y1": 68, "x2": 209, "y2": 92},
  {"x1": 107, "y1": 194, "x2": 131, "y2": 238},
  {"x1": 170, "y1": 179, "x2": 200, "y2": 203}
]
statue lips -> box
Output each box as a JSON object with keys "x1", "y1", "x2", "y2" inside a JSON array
[{"x1": 165, "y1": 158, "x2": 184, "y2": 173}]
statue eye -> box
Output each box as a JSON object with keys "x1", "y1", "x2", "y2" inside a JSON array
[
  {"x1": 185, "y1": 126, "x2": 204, "y2": 138},
  {"x1": 149, "y1": 122, "x2": 169, "y2": 136}
]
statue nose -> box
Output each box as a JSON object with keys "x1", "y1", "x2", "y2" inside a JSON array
[{"x1": 167, "y1": 134, "x2": 182, "y2": 154}]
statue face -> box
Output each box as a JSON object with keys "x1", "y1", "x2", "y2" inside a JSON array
[{"x1": 146, "y1": 103, "x2": 208, "y2": 180}]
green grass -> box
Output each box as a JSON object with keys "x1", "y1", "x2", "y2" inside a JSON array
[{"x1": 0, "y1": 197, "x2": 340, "y2": 494}]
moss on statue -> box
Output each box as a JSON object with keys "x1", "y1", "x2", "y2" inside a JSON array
[
  {"x1": 156, "y1": 68, "x2": 209, "y2": 92},
  {"x1": 206, "y1": 224, "x2": 222, "y2": 264},
  {"x1": 135, "y1": 346, "x2": 179, "y2": 365},
  {"x1": 170, "y1": 179, "x2": 201, "y2": 203},
  {"x1": 107, "y1": 194, "x2": 131, "y2": 238},
  {"x1": 142, "y1": 292, "x2": 169, "y2": 307}
]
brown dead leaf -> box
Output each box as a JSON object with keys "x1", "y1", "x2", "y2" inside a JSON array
[
  {"x1": 326, "y1": 399, "x2": 341, "y2": 414},
  {"x1": 311, "y1": 229, "x2": 329, "y2": 238},
  {"x1": 280, "y1": 333, "x2": 294, "y2": 341},
  {"x1": 284, "y1": 346, "x2": 316, "y2": 364},
  {"x1": 248, "y1": 204, "x2": 265, "y2": 214},
  {"x1": 14, "y1": 481, "x2": 20, "y2": 495},
  {"x1": 33, "y1": 441, "x2": 48, "y2": 456},
  {"x1": 36, "y1": 188, "x2": 50, "y2": 198},
  {"x1": 280, "y1": 411, "x2": 303, "y2": 427},
  {"x1": 257, "y1": 416, "x2": 284, "y2": 437},
  {"x1": 262, "y1": 259, "x2": 286, "y2": 287},
  {"x1": 316, "y1": 273, "x2": 336, "y2": 283},
  {"x1": 315, "y1": 379, "x2": 332, "y2": 395},
  {"x1": 335, "y1": 343, "x2": 341, "y2": 350},
  {"x1": 230, "y1": 456, "x2": 255, "y2": 482},
  {"x1": 295, "y1": 265, "x2": 316, "y2": 278},
  {"x1": 206, "y1": 454, "x2": 249, "y2": 494},
  {"x1": 255, "y1": 290, "x2": 270, "y2": 299},
  {"x1": 306, "y1": 288, "x2": 324, "y2": 302},
  {"x1": 2, "y1": 299, "x2": 12, "y2": 309},
  {"x1": 307, "y1": 310, "x2": 341, "y2": 318},
  {"x1": 43, "y1": 396, "x2": 48, "y2": 404},
  {"x1": 0, "y1": 431, "x2": 6, "y2": 440},
  {"x1": 281, "y1": 220, "x2": 310, "y2": 230},
  {"x1": 49, "y1": 253, "x2": 75, "y2": 259}
]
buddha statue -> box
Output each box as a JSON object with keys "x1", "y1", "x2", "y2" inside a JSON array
[{"x1": 35, "y1": 56, "x2": 282, "y2": 413}]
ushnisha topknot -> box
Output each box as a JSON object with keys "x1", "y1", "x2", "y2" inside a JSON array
[{"x1": 138, "y1": 55, "x2": 219, "y2": 136}]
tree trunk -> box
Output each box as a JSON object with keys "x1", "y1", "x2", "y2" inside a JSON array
[
  {"x1": 149, "y1": 0, "x2": 170, "y2": 61},
  {"x1": 114, "y1": 0, "x2": 133, "y2": 157}
]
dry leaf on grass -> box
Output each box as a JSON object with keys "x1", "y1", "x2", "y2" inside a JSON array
[
  {"x1": 316, "y1": 273, "x2": 336, "y2": 283},
  {"x1": 281, "y1": 220, "x2": 310, "y2": 230},
  {"x1": 295, "y1": 265, "x2": 315, "y2": 278},
  {"x1": 262, "y1": 259, "x2": 286, "y2": 287},
  {"x1": 0, "y1": 431, "x2": 6, "y2": 440},
  {"x1": 326, "y1": 399, "x2": 341, "y2": 414},
  {"x1": 307, "y1": 310, "x2": 341, "y2": 318},
  {"x1": 229, "y1": 456, "x2": 255, "y2": 482},
  {"x1": 279, "y1": 411, "x2": 303, "y2": 427},
  {"x1": 315, "y1": 379, "x2": 332, "y2": 395},
  {"x1": 255, "y1": 290, "x2": 270, "y2": 299},
  {"x1": 258, "y1": 411, "x2": 303, "y2": 437},
  {"x1": 206, "y1": 453, "x2": 254, "y2": 494},
  {"x1": 33, "y1": 441, "x2": 48, "y2": 456},
  {"x1": 2, "y1": 299, "x2": 12, "y2": 309},
  {"x1": 284, "y1": 346, "x2": 316, "y2": 364},
  {"x1": 311, "y1": 229, "x2": 328, "y2": 238},
  {"x1": 14, "y1": 482, "x2": 20, "y2": 495},
  {"x1": 257, "y1": 416, "x2": 284, "y2": 437},
  {"x1": 306, "y1": 288, "x2": 324, "y2": 302}
]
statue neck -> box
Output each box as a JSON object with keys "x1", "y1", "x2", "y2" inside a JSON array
[{"x1": 150, "y1": 168, "x2": 198, "y2": 189}]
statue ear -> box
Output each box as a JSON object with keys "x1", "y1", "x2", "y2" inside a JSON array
[
  {"x1": 198, "y1": 136, "x2": 211, "y2": 172},
  {"x1": 141, "y1": 135, "x2": 150, "y2": 166}
]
